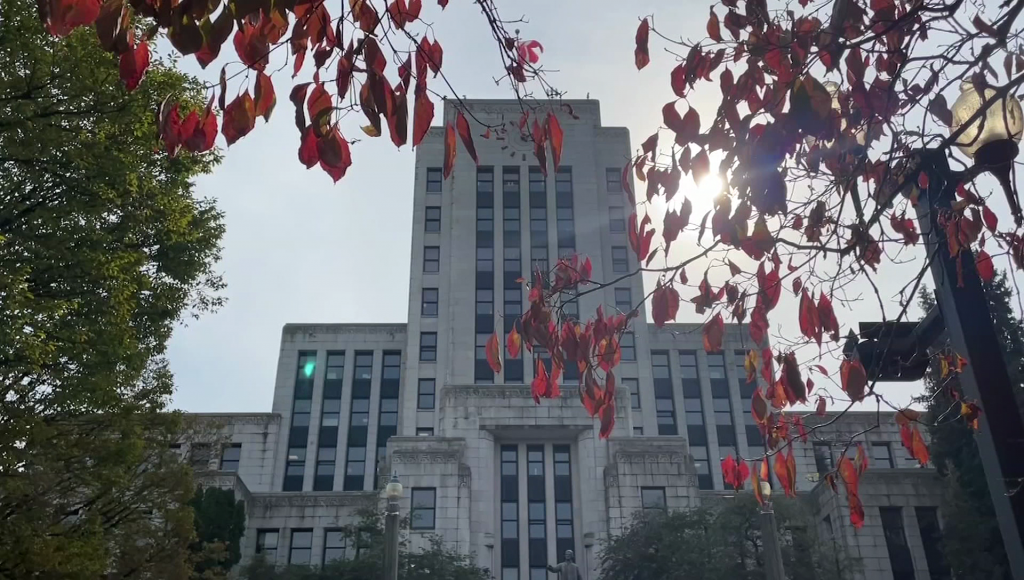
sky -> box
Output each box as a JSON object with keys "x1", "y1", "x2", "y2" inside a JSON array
[{"x1": 165, "y1": 0, "x2": 1021, "y2": 414}]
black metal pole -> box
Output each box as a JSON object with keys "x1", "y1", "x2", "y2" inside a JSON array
[
  {"x1": 914, "y1": 152, "x2": 1024, "y2": 578},
  {"x1": 383, "y1": 496, "x2": 400, "y2": 580}
]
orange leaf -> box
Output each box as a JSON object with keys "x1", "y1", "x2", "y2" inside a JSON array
[
  {"x1": 703, "y1": 313, "x2": 725, "y2": 353},
  {"x1": 894, "y1": 408, "x2": 920, "y2": 427},
  {"x1": 222, "y1": 90, "x2": 256, "y2": 146},
  {"x1": 254, "y1": 71, "x2": 276, "y2": 121},
  {"x1": 486, "y1": 331, "x2": 502, "y2": 373},
  {"x1": 750, "y1": 387, "x2": 768, "y2": 426},
  {"x1": 530, "y1": 358, "x2": 548, "y2": 404},
  {"x1": 706, "y1": 8, "x2": 722, "y2": 42},
  {"x1": 798, "y1": 289, "x2": 822, "y2": 345},
  {"x1": 840, "y1": 358, "x2": 868, "y2": 403},
  {"x1": 961, "y1": 401, "x2": 982, "y2": 430},
  {"x1": 507, "y1": 326, "x2": 522, "y2": 359},
  {"x1": 443, "y1": 123, "x2": 456, "y2": 179},
  {"x1": 547, "y1": 112, "x2": 564, "y2": 172},
  {"x1": 976, "y1": 249, "x2": 995, "y2": 282},
  {"x1": 456, "y1": 110, "x2": 479, "y2": 164},
  {"x1": 599, "y1": 398, "x2": 616, "y2": 438},
  {"x1": 634, "y1": 18, "x2": 650, "y2": 70},
  {"x1": 412, "y1": 87, "x2": 433, "y2": 147}
]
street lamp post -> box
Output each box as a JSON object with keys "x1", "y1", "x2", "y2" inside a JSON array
[
  {"x1": 847, "y1": 82, "x2": 1024, "y2": 578},
  {"x1": 759, "y1": 481, "x2": 786, "y2": 580},
  {"x1": 383, "y1": 474, "x2": 403, "y2": 580}
]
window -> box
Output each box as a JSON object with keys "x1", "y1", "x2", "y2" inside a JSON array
[
  {"x1": 379, "y1": 398, "x2": 398, "y2": 426},
  {"x1": 609, "y1": 206, "x2": 625, "y2": 232},
  {"x1": 504, "y1": 246, "x2": 521, "y2": 274},
  {"x1": 872, "y1": 443, "x2": 894, "y2": 468},
  {"x1": 614, "y1": 287, "x2": 631, "y2": 313},
  {"x1": 691, "y1": 446, "x2": 713, "y2": 490},
  {"x1": 289, "y1": 529, "x2": 313, "y2": 565},
  {"x1": 651, "y1": 351, "x2": 676, "y2": 436},
  {"x1": 418, "y1": 378, "x2": 435, "y2": 409},
  {"x1": 190, "y1": 443, "x2": 212, "y2": 471},
  {"x1": 606, "y1": 167, "x2": 622, "y2": 193},
  {"x1": 345, "y1": 447, "x2": 365, "y2": 479},
  {"x1": 500, "y1": 445, "x2": 519, "y2": 577},
  {"x1": 477, "y1": 247, "x2": 494, "y2": 271},
  {"x1": 426, "y1": 167, "x2": 442, "y2": 192},
  {"x1": 419, "y1": 332, "x2": 437, "y2": 361},
  {"x1": 916, "y1": 507, "x2": 950, "y2": 580},
  {"x1": 256, "y1": 530, "x2": 279, "y2": 561},
  {"x1": 220, "y1": 444, "x2": 241, "y2": 472},
  {"x1": 381, "y1": 351, "x2": 401, "y2": 380},
  {"x1": 354, "y1": 352, "x2": 373, "y2": 380},
  {"x1": 314, "y1": 447, "x2": 336, "y2": 491},
  {"x1": 620, "y1": 332, "x2": 636, "y2": 361},
  {"x1": 324, "y1": 352, "x2": 344, "y2": 395},
  {"x1": 880, "y1": 507, "x2": 916, "y2": 580},
  {"x1": 641, "y1": 487, "x2": 667, "y2": 513},
  {"x1": 421, "y1": 288, "x2": 438, "y2": 317},
  {"x1": 476, "y1": 289, "x2": 494, "y2": 316},
  {"x1": 813, "y1": 443, "x2": 834, "y2": 475},
  {"x1": 323, "y1": 530, "x2": 346, "y2": 564},
  {"x1": 634, "y1": 427, "x2": 643, "y2": 435},
  {"x1": 477, "y1": 207, "x2": 493, "y2": 231},
  {"x1": 350, "y1": 398, "x2": 369, "y2": 426},
  {"x1": 475, "y1": 333, "x2": 494, "y2": 383},
  {"x1": 425, "y1": 206, "x2": 441, "y2": 232},
  {"x1": 612, "y1": 246, "x2": 629, "y2": 273},
  {"x1": 411, "y1": 488, "x2": 436, "y2": 529},
  {"x1": 553, "y1": 445, "x2": 574, "y2": 556},
  {"x1": 623, "y1": 378, "x2": 640, "y2": 409},
  {"x1": 423, "y1": 246, "x2": 440, "y2": 273},
  {"x1": 416, "y1": 428, "x2": 434, "y2": 436}
]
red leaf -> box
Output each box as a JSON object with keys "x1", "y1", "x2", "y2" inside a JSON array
[
  {"x1": 222, "y1": 91, "x2": 256, "y2": 146},
  {"x1": 307, "y1": 83, "x2": 332, "y2": 127},
  {"x1": 412, "y1": 88, "x2": 434, "y2": 147},
  {"x1": 233, "y1": 20, "x2": 269, "y2": 71},
  {"x1": 816, "y1": 396, "x2": 827, "y2": 416},
  {"x1": 456, "y1": 110, "x2": 479, "y2": 164},
  {"x1": 917, "y1": 171, "x2": 929, "y2": 190},
  {"x1": 41, "y1": 0, "x2": 101, "y2": 37},
  {"x1": 692, "y1": 148, "x2": 710, "y2": 183},
  {"x1": 840, "y1": 358, "x2": 868, "y2": 403},
  {"x1": 486, "y1": 331, "x2": 502, "y2": 373},
  {"x1": 182, "y1": 98, "x2": 218, "y2": 153},
  {"x1": 751, "y1": 387, "x2": 768, "y2": 426},
  {"x1": 507, "y1": 326, "x2": 522, "y2": 359},
  {"x1": 795, "y1": 416, "x2": 808, "y2": 442},
  {"x1": 798, "y1": 289, "x2": 823, "y2": 345},
  {"x1": 547, "y1": 112, "x2": 564, "y2": 172},
  {"x1": 983, "y1": 205, "x2": 999, "y2": 232},
  {"x1": 756, "y1": 262, "x2": 782, "y2": 312},
  {"x1": 976, "y1": 249, "x2": 995, "y2": 282},
  {"x1": 119, "y1": 40, "x2": 150, "y2": 92},
  {"x1": 634, "y1": 18, "x2": 651, "y2": 70},
  {"x1": 703, "y1": 313, "x2": 725, "y2": 352},
  {"x1": 253, "y1": 71, "x2": 276, "y2": 121},
  {"x1": 443, "y1": 123, "x2": 457, "y2": 179},
  {"x1": 298, "y1": 126, "x2": 320, "y2": 168},
  {"x1": 620, "y1": 164, "x2": 634, "y2": 204},
  {"x1": 706, "y1": 9, "x2": 722, "y2": 42},
  {"x1": 652, "y1": 281, "x2": 681, "y2": 327},
  {"x1": 336, "y1": 54, "x2": 354, "y2": 101},
  {"x1": 316, "y1": 127, "x2": 352, "y2": 183},
  {"x1": 599, "y1": 398, "x2": 616, "y2": 439},
  {"x1": 531, "y1": 358, "x2": 549, "y2": 404},
  {"x1": 722, "y1": 455, "x2": 738, "y2": 489}
]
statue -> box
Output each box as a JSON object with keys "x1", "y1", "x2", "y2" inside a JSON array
[{"x1": 547, "y1": 549, "x2": 582, "y2": 580}]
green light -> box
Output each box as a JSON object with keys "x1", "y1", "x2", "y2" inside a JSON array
[{"x1": 303, "y1": 360, "x2": 316, "y2": 378}]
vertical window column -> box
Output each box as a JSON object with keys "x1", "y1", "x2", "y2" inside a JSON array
[
  {"x1": 680, "y1": 352, "x2": 712, "y2": 490},
  {"x1": 343, "y1": 352, "x2": 373, "y2": 491},
  {"x1": 916, "y1": 507, "x2": 950, "y2": 579},
  {"x1": 314, "y1": 352, "x2": 344, "y2": 491},
  {"x1": 527, "y1": 445, "x2": 547, "y2": 580},
  {"x1": 503, "y1": 166, "x2": 524, "y2": 383},
  {"x1": 284, "y1": 351, "x2": 316, "y2": 491},
  {"x1": 553, "y1": 446, "x2": 575, "y2": 558},
  {"x1": 500, "y1": 446, "x2": 519, "y2": 580},
  {"x1": 556, "y1": 169, "x2": 580, "y2": 384},
  {"x1": 735, "y1": 351, "x2": 763, "y2": 451},
  {"x1": 374, "y1": 352, "x2": 401, "y2": 487},
  {"x1": 476, "y1": 167, "x2": 496, "y2": 383},
  {"x1": 529, "y1": 167, "x2": 548, "y2": 276},
  {"x1": 880, "y1": 507, "x2": 916, "y2": 580},
  {"x1": 652, "y1": 352, "x2": 677, "y2": 436},
  {"x1": 709, "y1": 354, "x2": 737, "y2": 476},
  {"x1": 623, "y1": 378, "x2": 642, "y2": 436}
]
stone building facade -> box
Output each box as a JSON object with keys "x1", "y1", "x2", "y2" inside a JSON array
[{"x1": 187, "y1": 100, "x2": 948, "y2": 580}]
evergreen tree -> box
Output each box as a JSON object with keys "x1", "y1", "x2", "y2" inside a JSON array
[
  {"x1": 190, "y1": 487, "x2": 247, "y2": 579},
  {"x1": 917, "y1": 272, "x2": 1024, "y2": 579}
]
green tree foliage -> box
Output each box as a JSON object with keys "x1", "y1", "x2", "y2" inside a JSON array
[
  {"x1": 239, "y1": 508, "x2": 489, "y2": 580},
  {"x1": 0, "y1": 0, "x2": 225, "y2": 576},
  {"x1": 599, "y1": 496, "x2": 854, "y2": 580},
  {"x1": 917, "y1": 273, "x2": 1024, "y2": 580},
  {"x1": 190, "y1": 487, "x2": 247, "y2": 579}
]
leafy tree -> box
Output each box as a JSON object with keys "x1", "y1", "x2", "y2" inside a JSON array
[
  {"x1": 917, "y1": 273, "x2": 1024, "y2": 579},
  {"x1": 0, "y1": 0, "x2": 225, "y2": 576},
  {"x1": 599, "y1": 495, "x2": 854, "y2": 580},
  {"x1": 239, "y1": 508, "x2": 489, "y2": 580},
  {"x1": 190, "y1": 487, "x2": 247, "y2": 579}
]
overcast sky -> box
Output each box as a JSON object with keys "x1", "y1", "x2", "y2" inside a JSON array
[{"x1": 166, "y1": 0, "x2": 1021, "y2": 414}]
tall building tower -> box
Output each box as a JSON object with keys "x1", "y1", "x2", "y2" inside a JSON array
[{"x1": 188, "y1": 99, "x2": 950, "y2": 580}]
